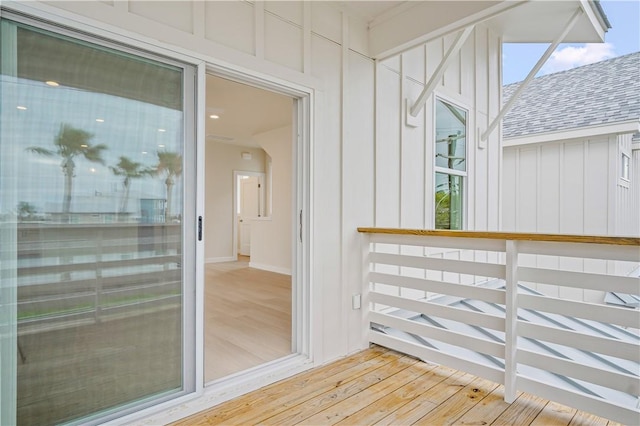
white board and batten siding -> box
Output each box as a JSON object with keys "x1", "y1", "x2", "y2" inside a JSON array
[
  {"x1": 503, "y1": 133, "x2": 640, "y2": 302},
  {"x1": 373, "y1": 25, "x2": 504, "y2": 301}
]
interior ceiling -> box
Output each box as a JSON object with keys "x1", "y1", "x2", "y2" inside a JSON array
[{"x1": 206, "y1": 74, "x2": 292, "y2": 148}]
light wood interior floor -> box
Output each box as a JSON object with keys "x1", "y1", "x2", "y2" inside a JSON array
[
  {"x1": 176, "y1": 345, "x2": 619, "y2": 426},
  {"x1": 205, "y1": 256, "x2": 292, "y2": 382}
]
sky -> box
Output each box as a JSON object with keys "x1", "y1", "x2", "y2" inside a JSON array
[{"x1": 503, "y1": 0, "x2": 640, "y2": 85}]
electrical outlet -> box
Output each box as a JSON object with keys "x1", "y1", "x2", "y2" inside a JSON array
[{"x1": 352, "y1": 294, "x2": 362, "y2": 310}]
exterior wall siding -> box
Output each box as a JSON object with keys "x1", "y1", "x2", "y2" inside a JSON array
[
  {"x1": 503, "y1": 134, "x2": 640, "y2": 302},
  {"x1": 371, "y1": 24, "x2": 502, "y2": 300},
  {"x1": 374, "y1": 24, "x2": 502, "y2": 233}
]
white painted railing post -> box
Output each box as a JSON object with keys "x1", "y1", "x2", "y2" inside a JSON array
[
  {"x1": 361, "y1": 233, "x2": 371, "y2": 349},
  {"x1": 504, "y1": 239, "x2": 519, "y2": 403}
]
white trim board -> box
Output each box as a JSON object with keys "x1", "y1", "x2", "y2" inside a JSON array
[
  {"x1": 249, "y1": 262, "x2": 292, "y2": 276},
  {"x1": 504, "y1": 120, "x2": 640, "y2": 147}
]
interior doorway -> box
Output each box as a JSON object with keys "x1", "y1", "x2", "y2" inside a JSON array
[
  {"x1": 203, "y1": 74, "x2": 295, "y2": 383},
  {"x1": 233, "y1": 171, "x2": 265, "y2": 258}
]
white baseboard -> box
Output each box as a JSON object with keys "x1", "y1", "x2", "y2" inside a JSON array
[
  {"x1": 249, "y1": 262, "x2": 292, "y2": 276},
  {"x1": 205, "y1": 256, "x2": 235, "y2": 264}
]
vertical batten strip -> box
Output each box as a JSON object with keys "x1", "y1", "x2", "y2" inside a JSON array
[
  {"x1": 607, "y1": 135, "x2": 617, "y2": 235},
  {"x1": 254, "y1": 1, "x2": 264, "y2": 59},
  {"x1": 340, "y1": 11, "x2": 348, "y2": 352},
  {"x1": 504, "y1": 239, "x2": 519, "y2": 403}
]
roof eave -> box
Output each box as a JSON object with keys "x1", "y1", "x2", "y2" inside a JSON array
[{"x1": 504, "y1": 120, "x2": 640, "y2": 147}]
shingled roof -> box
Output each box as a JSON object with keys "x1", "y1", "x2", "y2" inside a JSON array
[{"x1": 503, "y1": 52, "x2": 640, "y2": 139}]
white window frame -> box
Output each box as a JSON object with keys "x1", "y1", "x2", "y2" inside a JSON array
[
  {"x1": 621, "y1": 152, "x2": 630, "y2": 181},
  {"x1": 433, "y1": 95, "x2": 469, "y2": 230}
]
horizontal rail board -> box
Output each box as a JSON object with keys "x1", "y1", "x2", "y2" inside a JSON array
[
  {"x1": 369, "y1": 233, "x2": 507, "y2": 252},
  {"x1": 359, "y1": 227, "x2": 640, "y2": 246},
  {"x1": 518, "y1": 349, "x2": 640, "y2": 395},
  {"x1": 369, "y1": 331, "x2": 505, "y2": 384},
  {"x1": 519, "y1": 293, "x2": 640, "y2": 329},
  {"x1": 518, "y1": 321, "x2": 640, "y2": 363},
  {"x1": 519, "y1": 267, "x2": 639, "y2": 294},
  {"x1": 517, "y1": 376, "x2": 640, "y2": 425},
  {"x1": 370, "y1": 292, "x2": 505, "y2": 331},
  {"x1": 370, "y1": 272, "x2": 506, "y2": 304},
  {"x1": 518, "y1": 241, "x2": 640, "y2": 261},
  {"x1": 370, "y1": 252, "x2": 506, "y2": 278},
  {"x1": 370, "y1": 311, "x2": 504, "y2": 357}
]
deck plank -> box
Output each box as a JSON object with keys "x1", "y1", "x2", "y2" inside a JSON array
[
  {"x1": 174, "y1": 346, "x2": 392, "y2": 425},
  {"x1": 373, "y1": 370, "x2": 475, "y2": 425},
  {"x1": 568, "y1": 410, "x2": 609, "y2": 426},
  {"x1": 531, "y1": 401, "x2": 577, "y2": 426},
  {"x1": 171, "y1": 347, "x2": 619, "y2": 426},
  {"x1": 492, "y1": 392, "x2": 548, "y2": 426},
  {"x1": 295, "y1": 360, "x2": 433, "y2": 425},
  {"x1": 333, "y1": 363, "x2": 452, "y2": 425},
  {"x1": 258, "y1": 355, "x2": 419, "y2": 425},
  {"x1": 451, "y1": 385, "x2": 521, "y2": 425},
  {"x1": 414, "y1": 376, "x2": 499, "y2": 425}
]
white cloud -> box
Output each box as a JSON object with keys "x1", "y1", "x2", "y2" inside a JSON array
[{"x1": 541, "y1": 43, "x2": 616, "y2": 74}]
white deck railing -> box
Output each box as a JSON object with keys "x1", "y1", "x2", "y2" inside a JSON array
[{"x1": 359, "y1": 228, "x2": 640, "y2": 425}]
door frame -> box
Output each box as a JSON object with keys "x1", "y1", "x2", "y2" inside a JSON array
[
  {"x1": 232, "y1": 170, "x2": 266, "y2": 259},
  {"x1": 199, "y1": 65, "x2": 313, "y2": 400}
]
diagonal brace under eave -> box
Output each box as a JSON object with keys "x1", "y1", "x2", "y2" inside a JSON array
[
  {"x1": 481, "y1": 7, "x2": 584, "y2": 142},
  {"x1": 408, "y1": 25, "x2": 475, "y2": 119}
]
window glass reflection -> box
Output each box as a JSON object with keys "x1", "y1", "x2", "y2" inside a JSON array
[{"x1": 1, "y1": 20, "x2": 186, "y2": 425}]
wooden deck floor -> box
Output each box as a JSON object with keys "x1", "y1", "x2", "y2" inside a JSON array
[{"x1": 173, "y1": 345, "x2": 619, "y2": 426}]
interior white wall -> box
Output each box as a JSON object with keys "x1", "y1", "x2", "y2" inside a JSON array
[
  {"x1": 205, "y1": 143, "x2": 265, "y2": 262},
  {"x1": 250, "y1": 126, "x2": 292, "y2": 275}
]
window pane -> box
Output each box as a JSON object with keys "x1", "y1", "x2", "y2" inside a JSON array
[
  {"x1": 1, "y1": 20, "x2": 186, "y2": 424},
  {"x1": 622, "y1": 153, "x2": 630, "y2": 180},
  {"x1": 435, "y1": 99, "x2": 466, "y2": 171},
  {"x1": 435, "y1": 173, "x2": 463, "y2": 230}
]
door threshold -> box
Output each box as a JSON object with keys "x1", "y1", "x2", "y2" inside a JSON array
[{"x1": 129, "y1": 354, "x2": 312, "y2": 425}]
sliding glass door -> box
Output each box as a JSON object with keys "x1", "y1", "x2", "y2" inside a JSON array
[{"x1": 0, "y1": 15, "x2": 196, "y2": 425}]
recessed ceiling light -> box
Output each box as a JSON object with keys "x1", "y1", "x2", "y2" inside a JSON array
[
  {"x1": 17, "y1": 106, "x2": 27, "y2": 110},
  {"x1": 158, "y1": 128, "x2": 166, "y2": 132},
  {"x1": 81, "y1": 144, "x2": 88, "y2": 148},
  {"x1": 209, "y1": 114, "x2": 219, "y2": 119},
  {"x1": 142, "y1": 151, "x2": 148, "y2": 155},
  {"x1": 45, "y1": 81, "x2": 59, "y2": 87},
  {"x1": 96, "y1": 118, "x2": 104, "y2": 123},
  {"x1": 158, "y1": 144, "x2": 165, "y2": 148},
  {"x1": 90, "y1": 168, "x2": 96, "y2": 173}
]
